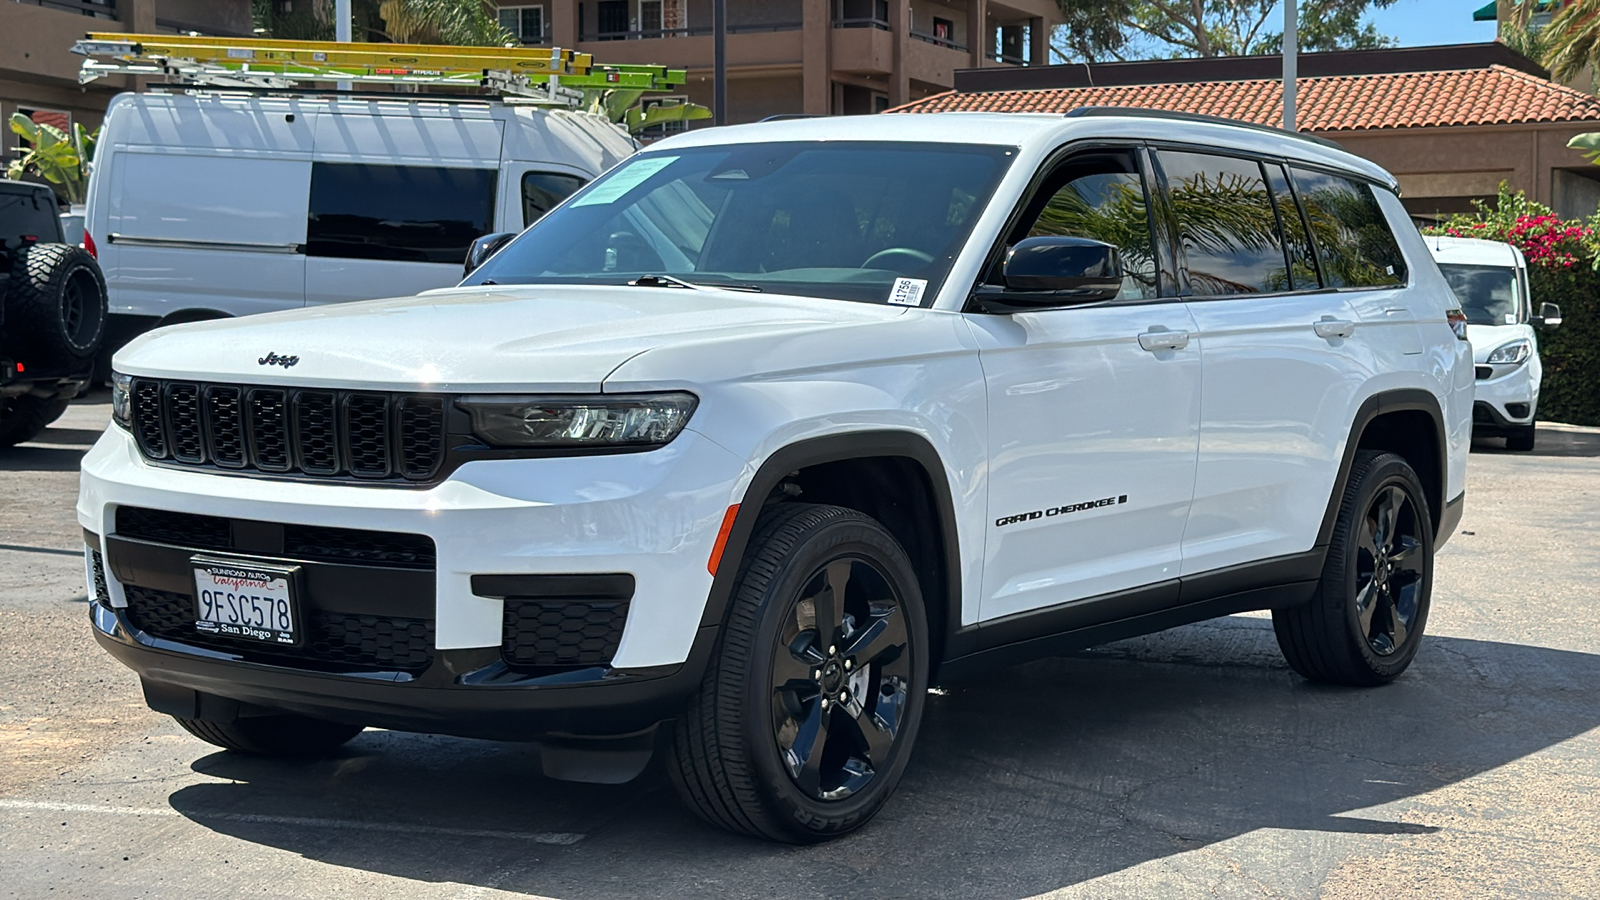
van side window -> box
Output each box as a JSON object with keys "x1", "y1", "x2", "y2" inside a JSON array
[
  {"x1": 1288, "y1": 167, "x2": 1407, "y2": 288},
  {"x1": 1156, "y1": 150, "x2": 1287, "y2": 296},
  {"x1": 1019, "y1": 151, "x2": 1158, "y2": 300},
  {"x1": 523, "y1": 171, "x2": 588, "y2": 226},
  {"x1": 1263, "y1": 163, "x2": 1321, "y2": 291},
  {"x1": 306, "y1": 163, "x2": 496, "y2": 264}
]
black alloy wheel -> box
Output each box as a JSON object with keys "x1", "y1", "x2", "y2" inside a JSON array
[
  {"x1": 770, "y1": 557, "x2": 913, "y2": 802},
  {"x1": 1273, "y1": 450, "x2": 1433, "y2": 685},
  {"x1": 669, "y1": 503, "x2": 929, "y2": 842},
  {"x1": 1353, "y1": 484, "x2": 1425, "y2": 657}
]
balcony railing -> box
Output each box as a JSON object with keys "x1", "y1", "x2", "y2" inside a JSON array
[
  {"x1": 580, "y1": 22, "x2": 801, "y2": 41},
  {"x1": 910, "y1": 29, "x2": 965, "y2": 51},
  {"x1": 987, "y1": 50, "x2": 1029, "y2": 66},
  {"x1": 833, "y1": 16, "x2": 890, "y2": 30},
  {"x1": 11, "y1": 0, "x2": 117, "y2": 18}
]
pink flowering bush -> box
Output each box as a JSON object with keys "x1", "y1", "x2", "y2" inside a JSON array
[{"x1": 1425, "y1": 185, "x2": 1600, "y2": 270}]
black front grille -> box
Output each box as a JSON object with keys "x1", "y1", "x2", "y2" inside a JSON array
[
  {"x1": 115, "y1": 506, "x2": 436, "y2": 569},
  {"x1": 123, "y1": 585, "x2": 434, "y2": 674},
  {"x1": 502, "y1": 599, "x2": 630, "y2": 669},
  {"x1": 129, "y1": 378, "x2": 445, "y2": 483}
]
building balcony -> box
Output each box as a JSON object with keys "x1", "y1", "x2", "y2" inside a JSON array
[{"x1": 574, "y1": 26, "x2": 804, "y2": 73}]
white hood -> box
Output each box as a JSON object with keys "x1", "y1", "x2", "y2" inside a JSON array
[{"x1": 113, "y1": 285, "x2": 909, "y2": 392}]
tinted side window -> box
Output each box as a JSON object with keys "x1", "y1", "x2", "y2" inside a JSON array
[
  {"x1": 1289, "y1": 167, "x2": 1407, "y2": 288},
  {"x1": 307, "y1": 163, "x2": 496, "y2": 264},
  {"x1": 523, "y1": 171, "x2": 587, "y2": 226},
  {"x1": 1024, "y1": 154, "x2": 1158, "y2": 300},
  {"x1": 1263, "y1": 163, "x2": 1320, "y2": 291},
  {"x1": 1158, "y1": 151, "x2": 1286, "y2": 295},
  {"x1": 0, "y1": 189, "x2": 62, "y2": 243}
]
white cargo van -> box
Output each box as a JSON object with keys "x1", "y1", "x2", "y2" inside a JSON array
[
  {"x1": 85, "y1": 91, "x2": 636, "y2": 351},
  {"x1": 1426, "y1": 235, "x2": 1562, "y2": 450}
]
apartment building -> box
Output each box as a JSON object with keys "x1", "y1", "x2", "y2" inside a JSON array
[
  {"x1": 492, "y1": 0, "x2": 1063, "y2": 122},
  {"x1": 2, "y1": 0, "x2": 251, "y2": 155}
]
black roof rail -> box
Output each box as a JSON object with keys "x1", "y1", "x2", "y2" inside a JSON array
[
  {"x1": 1063, "y1": 106, "x2": 1346, "y2": 151},
  {"x1": 758, "y1": 114, "x2": 820, "y2": 122}
]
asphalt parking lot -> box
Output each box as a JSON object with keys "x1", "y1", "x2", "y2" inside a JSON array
[{"x1": 3, "y1": 398, "x2": 1599, "y2": 899}]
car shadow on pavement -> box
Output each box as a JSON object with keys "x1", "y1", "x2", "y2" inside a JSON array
[
  {"x1": 1474, "y1": 427, "x2": 1600, "y2": 458},
  {"x1": 0, "y1": 445, "x2": 88, "y2": 472},
  {"x1": 164, "y1": 617, "x2": 1600, "y2": 899}
]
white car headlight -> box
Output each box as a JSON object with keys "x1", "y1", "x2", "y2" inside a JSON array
[
  {"x1": 1486, "y1": 340, "x2": 1531, "y2": 365},
  {"x1": 111, "y1": 371, "x2": 132, "y2": 430},
  {"x1": 457, "y1": 393, "x2": 697, "y2": 449}
]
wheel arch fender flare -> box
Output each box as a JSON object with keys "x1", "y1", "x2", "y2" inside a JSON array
[
  {"x1": 1319, "y1": 388, "x2": 1449, "y2": 546},
  {"x1": 695, "y1": 430, "x2": 964, "y2": 652}
]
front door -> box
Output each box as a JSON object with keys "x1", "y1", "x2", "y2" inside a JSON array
[{"x1": 970, "y1": 147, "x2": 1202, "y2": 623}]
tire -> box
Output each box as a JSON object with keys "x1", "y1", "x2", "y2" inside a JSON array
[
  {"x1": 668, "y1": 503, "x2": 930, "y2": 843},
  {"x1": 1506, "y1": 422, "x2": 1536, "y2": 452},
  {"x1": 4, "y1": 243, "x2": 107, "y2": 361},
  {"x1": 0, "y1": 394, "x2": 69, "y2": 448},
  {"x1": 173, "y1": 714, "x2": 365, "y2": 757},
  {"x1": 1273, "y1": 451, "x2": 1433, "y2": 686}
]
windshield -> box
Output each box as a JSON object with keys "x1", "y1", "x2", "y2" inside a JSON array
[
  {"x1": 465, "y1": 141, "x2": 1016, "y2": 306},
  {"x1": 1438, "y1": 263, "x2": 1522, "y2": 326}
]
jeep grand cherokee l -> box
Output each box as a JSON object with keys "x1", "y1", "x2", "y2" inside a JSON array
[{"x1": 81, "y1": 110, "x2": 1471, "y2": 843}]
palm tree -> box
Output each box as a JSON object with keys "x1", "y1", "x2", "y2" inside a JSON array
[
  {"x1": 1523, "y1": 0, "x2": 1600, "y2": 81},
  {"x1": 251, "y1": 0, "x2": 510, "y2": 46}
]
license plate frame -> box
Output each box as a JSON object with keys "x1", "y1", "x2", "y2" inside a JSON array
[{"x1": 191, "y1": 555, "x2": 302, "y2": 646}]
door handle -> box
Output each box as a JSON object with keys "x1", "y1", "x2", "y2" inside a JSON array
[
  {"x1": 1313, "y1": 318, "x2": 1356, "y2": 340},
  {"x1": 1137, "y1": 330, "x2": 1191, "y2": 352}
]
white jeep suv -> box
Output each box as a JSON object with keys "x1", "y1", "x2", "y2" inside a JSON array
[{"x1": 81, "y1": 111, "x2": 1472, "y2": 843}]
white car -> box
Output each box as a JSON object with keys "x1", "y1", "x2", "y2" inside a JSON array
[
  {"x1": 1426, "y1": 235, "x2": 1561, "y2": 450},
  {"x1": 82, "y1": 91, "x2": 636, "y2": 361},
  {"x1": 81, "y1": 111, "x2": 1472, "y2": 843}
]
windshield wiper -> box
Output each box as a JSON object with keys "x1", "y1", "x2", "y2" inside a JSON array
[{"x1": 629, "y1": 274, "x2": 762, "y2": 293}]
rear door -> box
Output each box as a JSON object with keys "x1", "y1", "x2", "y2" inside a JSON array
[
  {"x1": 101, "y1": 99, "x2": 311, "y2": 319},
  {"x1": 1158, "y1": 149, "x2": 1394, "y2": 575},
  {"x1": 304, "y1": 110, "x2": 503, "y2": 305},
  {"x1": 970, "y1": 146, "x2": 1202, "y2": 623}
]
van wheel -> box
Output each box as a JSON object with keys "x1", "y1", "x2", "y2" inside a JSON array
[
  {"x1": 668, "y1": 503, "x2": 929, "y2": 843},
  {"x1": 174, "y1": 714, "x2": 365, "y2": 757},
  {"x1": 1273, "y1": 451, "x2": 1433, "y2": 686},
  {"x1": 5, "y1": 243, "x2": 106, "y2": 361},
  {"x1": 0, "y1": 395, "x2": 69, "y2": 448},
  {"x1": 1506, "y1": 423, "x2": 1536, "y2": 452}
]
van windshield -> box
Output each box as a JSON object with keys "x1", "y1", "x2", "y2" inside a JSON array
[
  {"x1": 1438, "y1": 263, "x2": 1522, "y2": 326},
  {"x1": 463, "y1": 141, "x2": 1015, "y2": 306}
]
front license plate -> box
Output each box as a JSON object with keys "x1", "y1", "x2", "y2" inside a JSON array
[{"x1": 192, "y1": 556, "x2": 300, "y2": 645}]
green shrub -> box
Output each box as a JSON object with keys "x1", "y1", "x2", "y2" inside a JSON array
[{"x1": 1423, "y1": 187, "x2": 1600, "y2": 426}]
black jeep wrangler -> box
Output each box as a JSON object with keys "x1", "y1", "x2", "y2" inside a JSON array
[{"x1": 0, "y1": 179, "x2": 107, "y2": 447}]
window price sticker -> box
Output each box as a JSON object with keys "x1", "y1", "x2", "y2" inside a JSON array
[{"x1": 888, "y1": 278, "x2": 928, "y2": 306}]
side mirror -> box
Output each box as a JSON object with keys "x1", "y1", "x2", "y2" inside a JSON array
[
  {"x1": 975, "y1": 236, "x2": 1124, "y2": 311},
  {"x1": 464, "y1": 232, "x2": 516, "y2": 279},
  {"x1": 1532, "y1": 301, "x2": 1562, "y2": 328}
]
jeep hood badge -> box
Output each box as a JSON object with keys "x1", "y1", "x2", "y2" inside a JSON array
[{"x1": 259, "y1": 352, "x2": 300, "y2": 368}]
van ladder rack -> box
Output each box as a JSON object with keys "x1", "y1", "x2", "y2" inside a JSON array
[{"x1": 71, "y1": 33, "x2": 687, "y2": 104}]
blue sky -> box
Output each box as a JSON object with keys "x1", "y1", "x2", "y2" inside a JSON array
[{"x1": 1366, "y1": 0, "x2": 1499, "y2": 46}]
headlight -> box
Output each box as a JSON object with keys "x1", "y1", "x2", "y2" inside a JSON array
[
  {"x1": 1486, "y1": 340, "x2": 1531, "y2": 365},
  {"x1": 111, "y1": 372, "x2": 132, "y2": 430},
  {"x1": 458, "y1": 393, "x2": 698, "y2": 449}
]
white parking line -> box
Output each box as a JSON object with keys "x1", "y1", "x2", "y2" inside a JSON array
[{"x1": 0, "y1": 799, "x2": 585, "y2": 845}]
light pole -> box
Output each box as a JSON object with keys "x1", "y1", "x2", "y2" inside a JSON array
[
  {"x1": 1283, "y1": 0, "x2": 1297, "y2": 132},
  {"x1": 713, "y1": 0, "x2": 727, "y2": 125},
  {"x1": 336, "y1": 0, "x2": 352, "y2": 92}
]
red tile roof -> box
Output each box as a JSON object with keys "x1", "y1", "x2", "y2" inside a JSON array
[{"x1": 892, "y1": 65, "x2": 1600, "y2": 130}]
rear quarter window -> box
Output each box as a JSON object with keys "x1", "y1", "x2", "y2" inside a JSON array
[{"x1": 1289, "y1": 167, "x2": 1407, "y2": 289}]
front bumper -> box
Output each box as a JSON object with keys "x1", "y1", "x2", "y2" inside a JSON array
[
  {"x1": 79, "y1": 424, "x2": 747, "y2": 737},
  {"x1": 1472, "y1": 359, "x2": 1538, "y2": 433}
]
